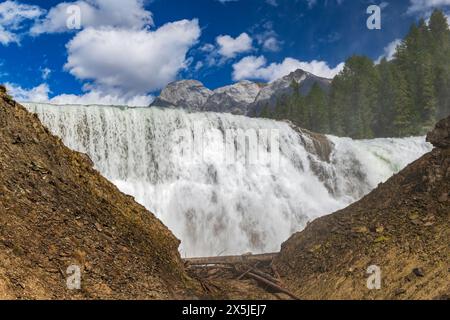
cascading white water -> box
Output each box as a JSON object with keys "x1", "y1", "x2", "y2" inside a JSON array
[{"x1": 23, "y1": 102, "x2": 432, "y2": 257}]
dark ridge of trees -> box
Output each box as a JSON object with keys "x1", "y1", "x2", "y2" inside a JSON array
[{"x1": 262, "y1": 9, "x2": 450, "y2": 139}]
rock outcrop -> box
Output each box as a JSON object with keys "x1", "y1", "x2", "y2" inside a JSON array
[
  {"x1": 248, "y1": 69, "x2": 332, "y2": 116},
  {"x1": 202, "y1": 80, "x2": 261, "y2": 115},
  {"x1": 150, "y1": 68, "x2": 331, "y2": 116},
  {"x1": 275, "y1": 117, "x2": 450, "y2": 300},
  {"x1": 151, "y1": 80, "x2": 213, "y2": 111},
  {"x1": 427, "y1": 116, "x2": 450, "y2": 148},
  {"x1": 0, "y1": 91, "x2": 196, "y2": 299}
]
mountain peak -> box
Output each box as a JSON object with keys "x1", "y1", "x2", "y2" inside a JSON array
[
  {"x1": 151, "y1": 68, "x2": 332, "y2": 115},
  {"x1": 283, "y1": 68, "x2": 308, "y2": 81},
  {"x1": 284, "y1": 68, "x2": 331, "y2": 82},
  {"x1": 248, "y1": 68, "x2": 332, "y2": 116},
  {"x1": 203, "y1": 80, "x2": 261, "y2": 114},
  {"x1": 152, "y1": 79, "x2": 212, "y2": 111}
]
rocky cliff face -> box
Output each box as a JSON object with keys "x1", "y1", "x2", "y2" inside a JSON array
[
  {"x1": 0, "y1": 91, "x2": 196, "y2": 299},
  {"x1": 275, "y1": 116, "x2": 450, "y2": 300},
  {"x1": 427, "y1": 116, "x2": 450, "y2": 148},
  {"x1": 202, "y1": 80, "x2": 261, "y2": 115},
  {"x1": 150, "y1": 68, "x2": 331, "y2": 115},
  {"x1": 249, "y1": 69, "x2": 331, "y2": 116},
  {"x1": 152, "y1": 80, "x2": 213, "y2": 111}
]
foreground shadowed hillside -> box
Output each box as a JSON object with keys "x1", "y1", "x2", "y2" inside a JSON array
[
  {"x1": 0, "y1": 90, "x2": 196, "y2": 299},
  {"x1": 275, "y1": 116, "x2": 450, "y2": 300}
]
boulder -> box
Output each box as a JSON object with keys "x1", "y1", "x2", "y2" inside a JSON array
[{"x1": 427, "y1": 116, "x2": 450, "y2": 149}]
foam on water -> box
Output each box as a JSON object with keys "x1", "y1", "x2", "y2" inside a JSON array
[{"x1": 24, "y1": 102, "x2": 432, "y2": 256}]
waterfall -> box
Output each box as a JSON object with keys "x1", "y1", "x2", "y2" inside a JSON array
[{"x1": 23, "y1": 102, "x2": 432, "y2": 257}]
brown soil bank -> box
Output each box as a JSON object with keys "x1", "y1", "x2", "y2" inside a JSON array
[
  {"x1": 275, "y1": 116, "x2": 450, "y2": 300},
  {"x1": 0, "y1": 90, "x2": 196, "y2": 299}
]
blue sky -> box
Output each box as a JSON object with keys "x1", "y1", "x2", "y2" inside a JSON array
[{"x1": 0, "y1": 0, "x2": 449, "y2": 106}]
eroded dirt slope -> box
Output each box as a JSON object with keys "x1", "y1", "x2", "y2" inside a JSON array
[
  {"x1": 275, "y1": 117, "x2": 450, "y2": 300},
  {"x1": 0, "y1": 90, "x2": 197, "y2": 299}
]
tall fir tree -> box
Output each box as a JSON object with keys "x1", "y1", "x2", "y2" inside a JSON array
[
  {"x1": 333, "y1": 55, "x2": 378, "y2": 138},
  {"x1": 428, "y1": 9, "x2": 450, "y2": 120},
  {"x1": 374, "y1": 58, "x2": 396, "y2": 137},
  {"x1": 306, "y1": 83, "x2": 329, "y2": 133},
  {"x1": 260, "y1": 103, "x2": 272, "y2": 119},
  {"x1": 393, "y1": 70, "x2": 416, "y2": 136},
  {"x1": 252, "y1": 9, "x2": 450, "y2": 139},
  {"x1": 328, "y1": 76, "x2": 346, "y2": 136}
]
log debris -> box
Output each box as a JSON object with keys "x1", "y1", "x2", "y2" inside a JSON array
[
  {"x1": 184, "y1": 253, "x2": 278, "y2": 266},
  {"x1": 184, "y1": 252, "x2": 299, "y2": 300},
  {"x1": 246, "y1": 272, "x2": 300, "y2": 300}
]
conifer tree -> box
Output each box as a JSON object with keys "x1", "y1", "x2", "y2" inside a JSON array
[
  {"x1": 419, "y1": 59, "x2": 437, "y2": 128},
  {"x1": 429, "y1": 9, "x2": 450, "y2": 120},
  {"x1": 260, "y1": 103, "x2": 272, "y2": 118},
  {"x1": 328, "y1": 76, "x2": 346, "y2": 136},
  {"x1": 306, "y1": 83, "x2": 329, "y2": 133},
  {"x1": 374, "y1": 58, "x2": 396, "y2": 136},
  {"x1": 393, "y1": 71, "x2": 415, "y2": 136},
  {"x1": 254, "y1": 9, "x2": 449, "y2": 138}
]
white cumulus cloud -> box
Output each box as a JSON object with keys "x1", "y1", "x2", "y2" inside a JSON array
[
  {"x1": 0, "y1": 28, "x2": 18, "y2": 45},
  {"x1": 31, "y1": 0, "x2": 153, "y2": 34},
  {"x1": 376, "y1": 39, "x2": 402, "y2": 64},
  {"x1": 64, "y1": 19, "x2": 201, "y2": 98},
  {"x1": 232, "y1": 55, "x2": 344, "y2": 82},
  {"x1": 5, "y1": 83, "x2": 51, "y2": 102},
  {"x1": 261, "y1": 36, "x2": 281, "y2": 52},
  {"x1": 49, "y1": 90, "x2": 154, "y2": 106},
  {"x1": 0, "y1": 0, "x2": 43, "y2": 27},
  {"x1": 216, "y1": 32, "x2": 253, "y2": 58},
  {"x1": 6, "y1": 82, "x2": 153, "y2": 107},
  {"x1": 3, "y1": 1, "x2": 201, "y2": 106},
  {"x1": 408, "y1": 0, "x2": 450, "y2": 13},
  {"x1": 0, "y1": 0, "x2": 44, "y2": 45}
]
